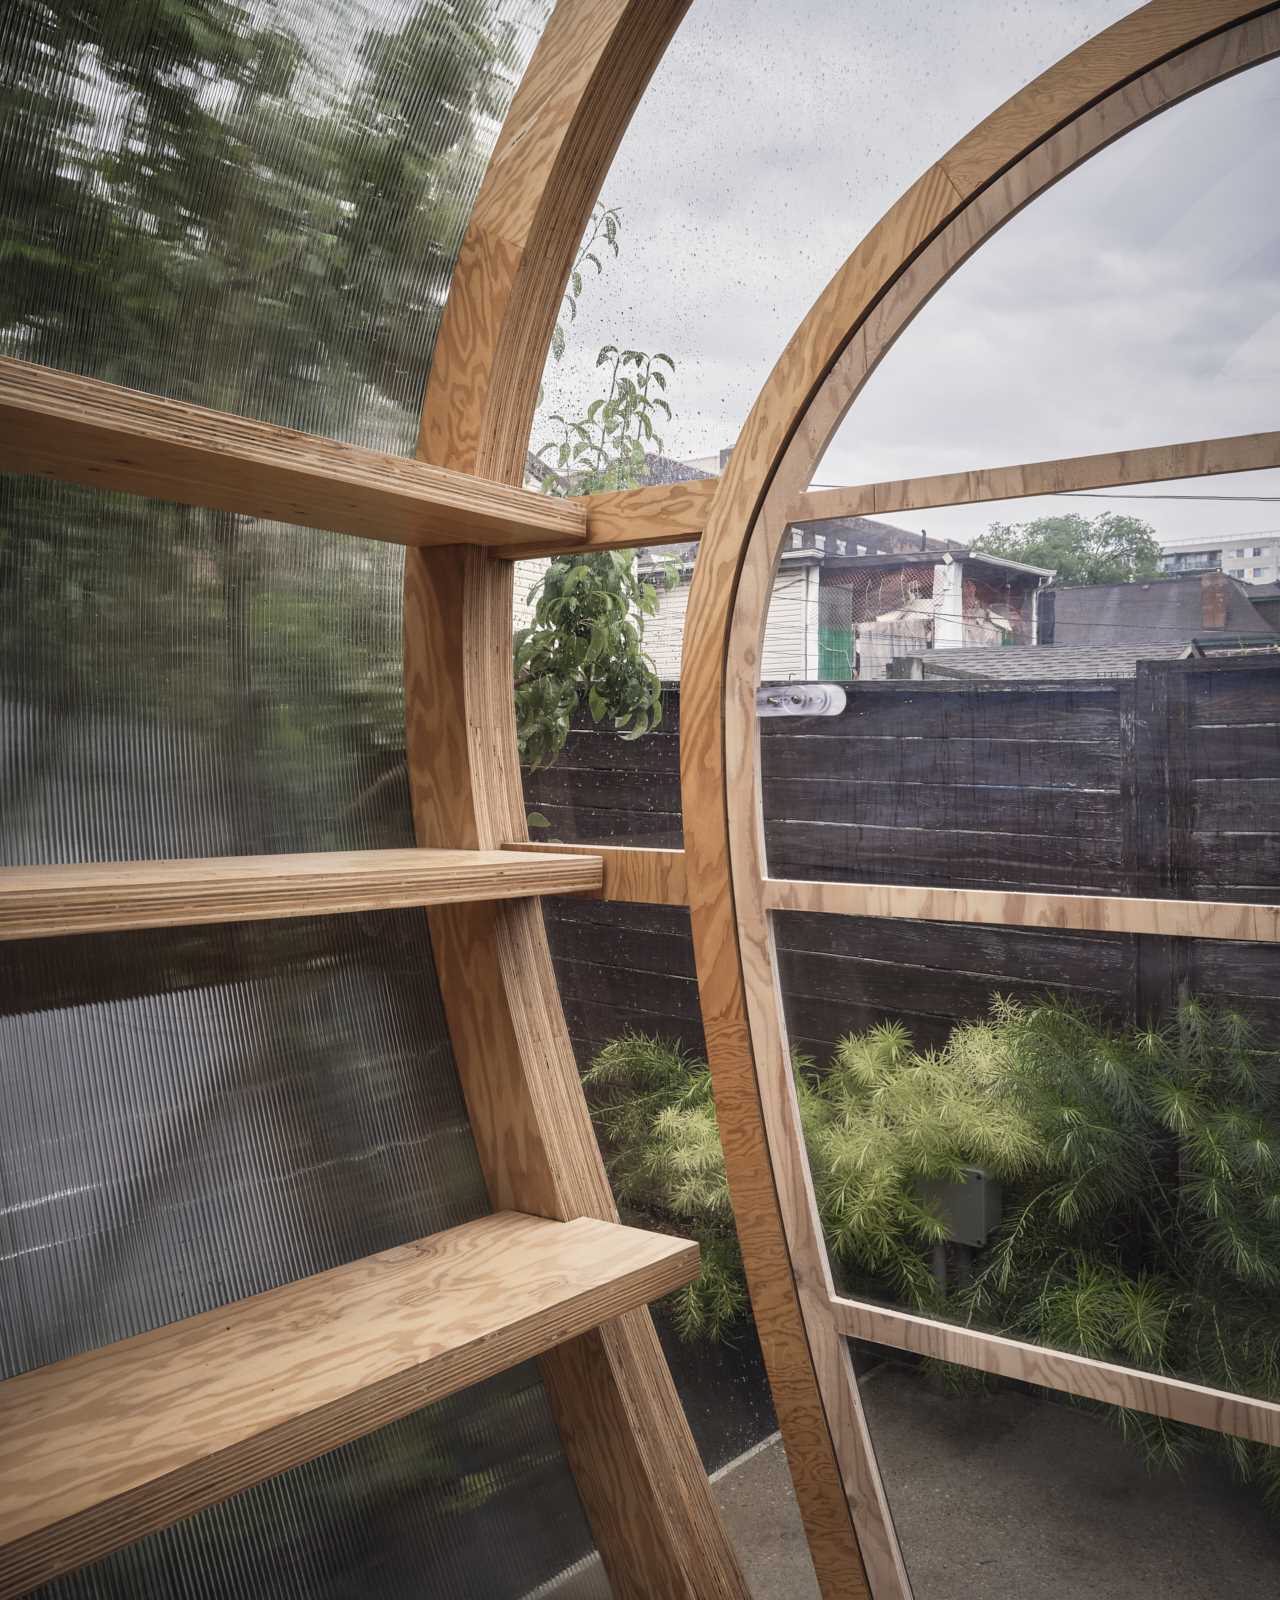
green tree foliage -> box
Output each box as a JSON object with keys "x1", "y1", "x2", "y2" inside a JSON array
[
  {"x1": 519, "y1": 208, "x2": 679, "y2": 774},
  {"x1": 588, "y1": 998, "x2": 1280, "y2": 1509},
  {"x1": 975, "y1": 511, "x2": 1163, "y2": 586},
  {"x1": 1, "y1": 1, "x2": 521, "y2": 842},
  {"x1": 514, "y1": 550, "x2": 671, "y2": 770}
]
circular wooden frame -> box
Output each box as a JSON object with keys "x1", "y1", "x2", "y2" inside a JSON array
[
  {"x1": 406, "y1": 5, "x2": 748, "y2": 1598},
  {"x1": 683, "y1": 4, "x2": 1280, "y2": 1596}
]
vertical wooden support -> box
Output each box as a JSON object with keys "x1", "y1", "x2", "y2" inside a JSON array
[
  {"x1": 681, "y1": 7, "x2": 1280, "y2": 1598},
  {"x1": 404, "y1": 4, "x2": 748, "y2": 1597}
]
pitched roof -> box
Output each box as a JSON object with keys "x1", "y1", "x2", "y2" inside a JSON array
[
  {"x1": 1050, "y1": 573, "x2": 1276, "y2": 646},
  {"x1": 913, "y1": 642, "x2": 1199, "y2": 680}
]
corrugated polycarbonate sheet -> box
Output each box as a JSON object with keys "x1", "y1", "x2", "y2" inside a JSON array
[
  {"x1": 0, "y1": 0, "x2": 612, "y2": 1592},
  {"x1": 0, "y1": 0, "x2": 543, "y2": 448}
]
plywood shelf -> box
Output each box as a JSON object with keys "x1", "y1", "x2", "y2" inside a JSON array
[
  {"x1": 0, "y1": 1211, "x2": 699, "y2": 1597},
  {"x1": 0, "y1": 847, "x2": 604, "y2": 939},
  {"x1": 0, "y1": 357, "x2": 586, "y2": 551}
]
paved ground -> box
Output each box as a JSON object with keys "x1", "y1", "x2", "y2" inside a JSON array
[
  {"x1": 548, "y1": 1361, "x2": 1280, "y2": 1598},
  {"x1": 712, "y1": 1364, "x2": 1280, "y2": 1598}
]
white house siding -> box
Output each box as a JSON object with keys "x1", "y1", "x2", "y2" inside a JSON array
[
  {"x1": 643, "y1": 574, "x2": 690, "y2": 679},
  {"x1": 636, "y1": 560, "x2": 820, "y2": 683},
  {"x1": 511, "y1": 557, "x2": 550, "y2": 632}
]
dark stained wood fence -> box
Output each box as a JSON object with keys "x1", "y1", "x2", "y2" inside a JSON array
[{"x1": 525, "y1": 656, "x2": 1280, "y2": 1065}]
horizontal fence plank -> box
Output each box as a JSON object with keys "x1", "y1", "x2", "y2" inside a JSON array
[
  {"x1": 763, "y1": 777, "x2": 1116, "y2": 834},
  {"x1": 1189, "y1": 723, "x2": 1280, "y2": 780},
  {"x1": 761, "y1": 734, "x2": 1122, "y2": 791},
  {"x1": 759, "y1": 682, "x2": 1126, "y2": 743},
  {"x1": 0, "y1": 358, "x2": 585, "y2": 550},
  {"x1": 0, "y1": 1213, "x2": 697, "y2": 1597},
  {"x1": 766, "y1": 821, "x2": 1127, "y2": 890}
]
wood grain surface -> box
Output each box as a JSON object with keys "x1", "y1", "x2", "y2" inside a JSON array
[
  {"x1": 827, "y1": 1293, "x2": 1280, "y2": 1448},
  {"x1": 0, "y1": 1213, "x2": 698, "y2": 1599},
  {"x1": 762, "y1": 878, "x2": 1280, "y2": 943},
  {"x1": 494, "y1": 476, "x2": 720, "y2": 558},
  {"x1": 0, "y1": 357, "x2": 584, "y2": 549},
  {"x1": 794, "y1": 428, "x2": 1280, "y2": 523},
  {"x1": 681, "y1": 7, "x2": 1280, "y2": 1597},
  {"x1": 406, "y1": 3, "x2": 748, "y2": 1596},
  {"x1": 0, "y1": 848, "x2": 603, "y2": 939},
  {"x1": 506, "y1": 842, "x2": 689, "y2": 905}
]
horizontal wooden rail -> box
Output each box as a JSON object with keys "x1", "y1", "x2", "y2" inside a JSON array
[
  {"x1": 0, "y1": 358, "x2": 586, "y2": 550},
  {"x1": 0, "y1": 848, "x2": 604, "y2": 939},
  {"x1": 505, "y1": 842, "x2": 688, "y2": 905},
  {"x1": 493, "y1": 477, "x2": 719, "y2": 559},
  {"x1": 828, "y1": 1293, "x2": 1280, "y2": 1448},
  {"x1": 793, "y1": 428, "x2": 1280, "y2": 523},
  {"x1": 0, "y1": 1212, "x2": 698, "y2": 1598},
  {"x1": 762, "y1": 878, "x2": 1280, "y2": 943}
]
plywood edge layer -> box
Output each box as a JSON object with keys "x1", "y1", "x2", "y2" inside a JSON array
[
  {"x1": 490, "y1": 477, "x2": 719, "y2": 558},
  {"x1": 503, "y1": 842, "x2": 689, "y2": 905},
  {"x1": 0, "y1": 848, "x2": 605, "y2": 939},
  {"x1": 828, "y1": 1293, "x2": 1280, "y2": 1447},
  {"x1": 0, "y1": 357, "x2": 585, "y2": 549},
  {"x1": 792, "y1": 428, "x2": 1280, "y2": 523},
  {"x1": 762, "y1": 878, "x2": 1280, "y2": 943},
  {"x1": 0, "y1": 1213, "x2": 699, "y2": 1598}
]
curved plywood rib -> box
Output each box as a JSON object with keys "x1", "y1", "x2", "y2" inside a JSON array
[
  {"x1": 680, "y1": 5, "x2": 1280, "y2": 1597},
  {"x1": 405, "y1": 4, "x2": 748, "y2": 1598}
]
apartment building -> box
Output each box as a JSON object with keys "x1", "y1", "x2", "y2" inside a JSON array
[{"x1": 1160, "y1": 533, "x2": 1280, "y2": 583}]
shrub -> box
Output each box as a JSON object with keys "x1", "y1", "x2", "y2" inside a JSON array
[{"x1": 585, "y1": 997, "x2": 1280, "y2": 1504}]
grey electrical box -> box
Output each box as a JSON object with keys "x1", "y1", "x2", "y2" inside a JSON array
[{"x1": 917, "y1": 1167, "x2": 1003, "y2": 1249}]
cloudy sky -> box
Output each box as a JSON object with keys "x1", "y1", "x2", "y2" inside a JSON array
[{"x1": 532, "y1": 0, "x2": 1280, "y2": 552}]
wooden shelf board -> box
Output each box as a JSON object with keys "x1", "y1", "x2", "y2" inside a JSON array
[
  {"x1": 0, "y1": 848, "x2": 604, "y2": 939},
  {"x1": 0, "y1": 358, "x2": 586, "y2": 550},
  {"x1": 0, "y1": 1212, "x2": 698, "y2": 1597}
]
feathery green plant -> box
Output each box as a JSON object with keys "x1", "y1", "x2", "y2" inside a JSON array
[{"x1": 585, "y1": 998, "x2": 1280, "y2": 1508}]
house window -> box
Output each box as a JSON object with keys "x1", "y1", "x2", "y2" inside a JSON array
[
  {"x1": 1231, "y1": 568, "x2": 1245, "y2": 577},
  {"x1": 1254, "y1": 547, "x2": 1263, "y2": 557},
  {"x1": 1254, "y1": 567, "x2": 1265, "y2": 577}
]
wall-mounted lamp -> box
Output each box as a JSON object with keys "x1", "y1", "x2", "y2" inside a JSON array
[{"x1": 755, "y1": 684, "x2": 847, "y2": 718}]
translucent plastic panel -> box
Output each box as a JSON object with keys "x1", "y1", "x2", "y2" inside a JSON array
[
  {"x1": 777, "y1": 915, "x2": 1280, "y2": 1408},
  {"x1": 29, "y1": 1367, "x2": 609, "y2": 1600},
  {"x1": 859, "y1": 1345, "x2": 1280, "y2": 1599},
  {"x1": 821, "y1": 56, "x2": 1280, "y2": 489},
  {"x1": 0, "y1": 913, "x2": 486, "y2": 1375},
  {"x1": 532, "y1": 0, "x2": 1133, "y2": 475},
  {"x1": 1, "y1": 477, "x2": 414, "y2": 863},
  {"x1": 0, "y1": 0, "x2": 547, "y2": 446},
  {"x1": 758, "y1": 656, "x2": 1280, "y2": 903}
]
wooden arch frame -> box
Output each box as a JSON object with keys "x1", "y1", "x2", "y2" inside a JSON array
[
  {"x1": 682, "y1": 4, "x2": 1280, "y2": 1597},
  {"x1": 0, "y1": 3, "x2": 750, "y2": 1598}
]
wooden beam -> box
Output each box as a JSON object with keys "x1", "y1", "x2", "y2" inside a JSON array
[
  {"x1": 0, "y1": 357, "x2": 585, "y2": 550},
  {"x1": 681, "y1": 7, "x2": 1280, "y2": 1598},
  {"x1": 827, "y1": 1293, "x2": 1280, "y2": 1448},
  {"x1": 793, "y1": 428, "x2": 1280, "y2": 523},
  {"x1": 762, "y1": 878, "x2": 1280, "y2": 943},
  {"x1": 0, "y1": 1212, "x2": 698, "y2": 1599},
  {"x1": 408, "y1": 3, "x2": 748, "y2": 1598},
  {"x1": 0, "y1": 848, "x2": 603, "y2": 940},
  {"x1": 506, "y1": 842, "x2": 688, "y2": 905},
  {"x1": 491, "y1": 477, "x2": 719, "y2": 559}
]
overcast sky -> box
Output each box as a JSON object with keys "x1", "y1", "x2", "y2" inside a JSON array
[{"x1": 532, "y1": 0, "x2": 1280, "y2": 552}]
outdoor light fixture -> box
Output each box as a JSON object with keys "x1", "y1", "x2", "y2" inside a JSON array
[{"x1": 755, "y1": 683, "x2": 847, "y2": 717}]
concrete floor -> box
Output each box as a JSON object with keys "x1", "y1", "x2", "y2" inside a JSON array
[{"x1": 711, "y1": 1364, "x2": 1280, "y2": 1599}]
